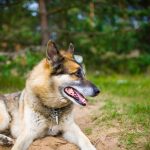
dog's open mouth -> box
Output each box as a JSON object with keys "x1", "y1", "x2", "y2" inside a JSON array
[{"x1": 64, "y1": 87, "x2": 87, "y2": 106}]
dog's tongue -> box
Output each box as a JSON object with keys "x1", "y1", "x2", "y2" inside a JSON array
[{"x1": 64, "y1": 87, "x2": 87, "y2": 106}]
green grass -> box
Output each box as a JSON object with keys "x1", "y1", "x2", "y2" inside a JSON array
[
  {"x1": 0, "y1": 75, "x2": 25, "y2": 93},
  {"x1": 84, "y1": 127, "x2": 92, "y2": 135},
  {"x1": 89, "y1": 74, "x2": 150, "y2": 150},
  {"x1": 89, "y1": 75, "x2": 150, "y2": 102}
]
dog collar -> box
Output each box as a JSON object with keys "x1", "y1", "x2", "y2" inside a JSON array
[
  {"x1": 49, "y1": 104, "x2": 73, "y2": 125},
  {"x1": 50, "y1": 108, "x2": 60, "y2": 125}
]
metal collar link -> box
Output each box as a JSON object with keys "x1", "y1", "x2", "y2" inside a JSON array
[
  {"x1": 50, "y1": 108, "x2": 61, "y2": 125},
  {"x1": 44, "y1": 104, "x2": 72, "y2": 125}
]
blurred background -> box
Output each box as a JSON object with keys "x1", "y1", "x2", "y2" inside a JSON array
[
  {"x1": 0, "y1": 0, "x2": 150, "y2": 77},
  {"x1": 0, "y1": 1, "x2": 150, "y2": 150}
]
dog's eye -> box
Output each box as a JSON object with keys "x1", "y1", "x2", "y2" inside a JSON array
[{"x1": 75, "y1": 69, "x2": 82, "y2": 78}]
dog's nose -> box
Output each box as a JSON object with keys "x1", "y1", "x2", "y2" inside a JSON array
[{"x1": 93, "y1": 87, "x2": 100, "y2": 96}]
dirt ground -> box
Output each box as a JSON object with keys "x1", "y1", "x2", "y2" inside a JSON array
[{"x1": 0, "y1": 100, "x2": 124, "y2": 150}]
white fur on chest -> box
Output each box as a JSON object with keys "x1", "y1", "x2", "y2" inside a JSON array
[
  {"x1": 47, "y1": 112, "x2": 73, "y2": 136},
  {"x1": 47, "y1": 125, "x2": 61, "y2": 136}
]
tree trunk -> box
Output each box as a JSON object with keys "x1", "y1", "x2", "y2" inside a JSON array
[
  {"x1": 89, "y1": 2, "x2": 95, "y2": 27},
  {"x1": 38, "y1": 0, "x2": 49, "y2": 46}
]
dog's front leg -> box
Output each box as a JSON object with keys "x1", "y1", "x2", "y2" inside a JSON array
[
  {"x1": 11, "y1": 132, "x2": 35, "y2": 150},
  {"x1": 63, "y1": 122, "x2": 96, "y2": 150},
  {"x1": 11, "y1": 107, "x2": 47, "y2": 150}
]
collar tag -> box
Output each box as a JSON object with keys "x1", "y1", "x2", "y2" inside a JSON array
[
  {"x1": 51, "y1": 109, "x2": 59, "y2": 125},
  {"x1": 55, "y1": 115, "x2": 59, "y2": 125}
]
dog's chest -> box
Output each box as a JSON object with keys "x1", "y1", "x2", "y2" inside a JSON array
[
  {"x1": 46, "y1": 111, "x2": 61, "y2": 135},
  {"x1": 35, "y1": 104, "x2": 73, "y2": 136},
  {"x1": 45, "y1": 110, "x2": 71, "y2": 136},
  {"x1": 41, "y1": 104, "x2": 73, "y2": 125},
  {"x1": 47, "y1": 124, "x2": 62, "y2": 136}
]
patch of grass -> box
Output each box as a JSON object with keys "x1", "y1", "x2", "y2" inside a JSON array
[
  {"x1": 84, "y1": 127, "x2": 92, "y2": 135},
  {"x1": 0, "y1": 75, "x2": 25, "y2": 93},
  {"x1": 129, "y1": 103, "x2": 150, "y2": 114},
  {"x1": 89, "y1": 74, "x2": 150, "y2": 150},
  {"x1": 124, "y1": 133, "x2": 136, "y2": 146},
  {"x1": 89, "y1": 74, "x2": 150, "y2": 103},
  {"x1": 145, "y1": 142, "x2": 150, "y2": 150},
  {"x1": 95, "y1": 99, "x2": 121, "y2": 124},
  {"x1": 127, "y1": 103, "x2": 150, "y2": 129}
]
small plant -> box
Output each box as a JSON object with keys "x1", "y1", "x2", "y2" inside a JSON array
[{"x1": 84, "y1": 128, "x2": 92, "y2": 135}]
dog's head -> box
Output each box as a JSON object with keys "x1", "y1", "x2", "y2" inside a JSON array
[{"x1": 28, "y1": 40, "x2": 100, "y2": 108}]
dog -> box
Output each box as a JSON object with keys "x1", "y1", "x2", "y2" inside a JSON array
[{"x1": 0, "y1": 40, "x2": 100, "y2": 150}]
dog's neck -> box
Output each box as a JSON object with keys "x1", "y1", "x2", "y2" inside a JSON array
[
  {"x1": 36, "y1": 101, "x2": 73, "y2": 125},
  {"x1": 43, "y1": 103, "x2": 73, "y2": 124},
  {"x1": 27, "y1": 91, "x2": 74, "y2": 124},
  {"x1": 4, "y1": 90, "x2": 73, "y2": 126}
]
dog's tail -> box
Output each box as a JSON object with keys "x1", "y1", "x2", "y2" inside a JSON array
[{"x1": 0, "y1": 134, "x2": 14, "y2": 145}]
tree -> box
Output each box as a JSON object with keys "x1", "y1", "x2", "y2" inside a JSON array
[{"x1": 38, "y1": 0, "x2": 49, "y2": 46}]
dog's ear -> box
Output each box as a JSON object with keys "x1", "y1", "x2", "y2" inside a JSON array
[
  {"x1": 46, "y1": 40, "x2": 62, "y2": 67},
  {"x1": 68, "y1": 43, "x2": 74, "y2": 54}
]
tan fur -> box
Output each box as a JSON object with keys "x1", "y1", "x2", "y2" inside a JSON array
[{"x1": 61, "y1": 51, "x2": 81, "y2": 74}]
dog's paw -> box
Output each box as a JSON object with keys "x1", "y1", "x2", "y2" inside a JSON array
[{"x1": 0, "y1": 134, "x2": 15, "y2": 145}]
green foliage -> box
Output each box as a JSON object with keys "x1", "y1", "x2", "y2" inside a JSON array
[
  {"x1": 86, "y1": 54, "x2": 150, "y2": 74},
  {"x1": 0, "y1": 0, "x2": 150, "y2": 74},
  {"x1": 0, "y1": 51, "x2": 43, "y2": 77},
  {"x1": 137, "y1": 24, "x2": 150, "y2": 53},
  {"x1": 0, "y1": 75, "x2": 24, "y2": 93}
]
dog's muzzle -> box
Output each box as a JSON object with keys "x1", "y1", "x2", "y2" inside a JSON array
[
  {"x1": 61, "y1": 79, "x2": 100, "y2": 106},
  {"x1": 68, "y1": 80, "x2": 100, "y2": 98},
  {"x1": 91, "y1": 84, "x2": 100, "y2": 97}
]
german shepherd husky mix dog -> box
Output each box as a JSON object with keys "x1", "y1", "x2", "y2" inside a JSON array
[{"x1": 0, "y1": 40, "x2": 100, "y2": 150}]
